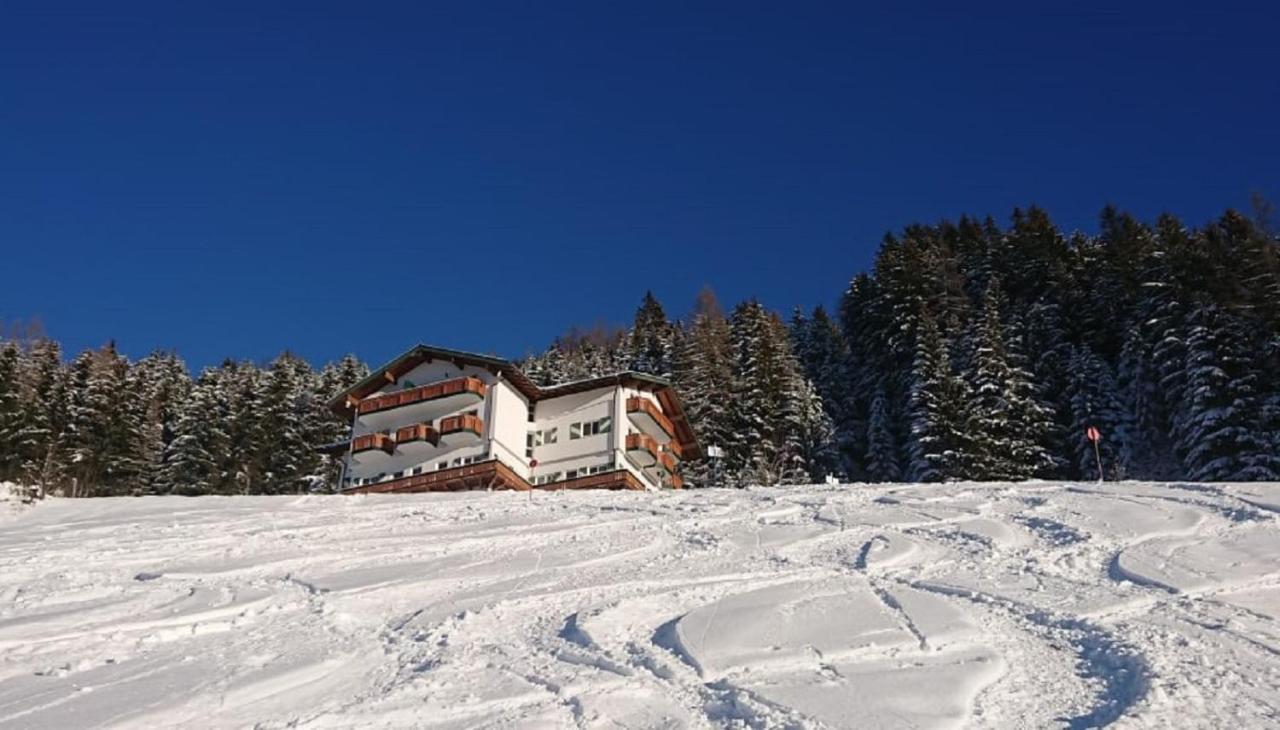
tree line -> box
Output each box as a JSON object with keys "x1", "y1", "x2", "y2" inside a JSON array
[
  {"x1": 2, "y1": 203, "x2": 1277, "y2": 495},
  {"x1": 522, "y1": 204, "x2": 1280, "y2": 486},
  {"x1": 0, "y1": 336, "x2": 368, "y2": 497}
]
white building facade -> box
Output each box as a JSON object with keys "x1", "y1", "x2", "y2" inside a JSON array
[{"x1": 324, "y1": 345, "x2": 698, "y2": 494}]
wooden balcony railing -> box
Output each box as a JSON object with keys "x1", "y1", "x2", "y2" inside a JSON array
[
  {"x1": 357, "y1": 377, "x2": 486, "y2": 416},
  {"x1": 439, "y1": 413, "x2": 484, "y2": 438},
  {"x1": 625, "y1": 432, "x2": 659, "y2": 461},
  {"x1": 656, "y1": 451, "x2": 678, "y2": 475},
  {"x1": 626, "y1": 397, "x2": 675, "y2": 438},
  {"x1": 352, "y1": 432, "x2": 395, "y2": 454},
  {"x1": 395, "y1": 423, "x2": 439, "y2": 446}
]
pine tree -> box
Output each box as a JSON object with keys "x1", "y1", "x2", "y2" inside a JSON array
[
  {"x1": 906, "y1": 314, "x2": 973, "y2": 482},
  {"x1": 1172, "y1": 305, "x2": 1280, "y2": 480},
  {"x1": 790, "y1": 306, "x2": 857, "y2": 478},
  {"x1": 966, "y1": 281, "x2": 1055, "y2": 480},
  {"x1": 864, "y1": 387, "x2": 901, "y2": 482},
  {"x1": 629, "y1": 291, "x2": 676, "y2": 377},
  {"x1": 1065, "y1": 346, "x2": 1133, "y2": 479},
  {"x1": 779, "y1": 371, "x2": 836, "y2": 484},
  {"x1": 20, "y1": 339, "x2": 70, "y2": 493},
  {"x1": 254, "y1": 353, "x2": 320, "y2": 494},
  {"x1": 159, "y1": 371, "x2": 229, "y2": 495},
  {"x1": 672, "y1": 287, "x2": 736, "y2": 487},
  {"x1": 0, "y1": 342, "x2": 38, "y2": 481}
]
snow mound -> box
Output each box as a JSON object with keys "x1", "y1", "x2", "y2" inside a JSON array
[{"x1": 0, "y1": 481, "x2": 1278, "y2": 728}]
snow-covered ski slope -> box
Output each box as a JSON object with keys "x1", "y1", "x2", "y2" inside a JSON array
[{"x1": 1, "y1": 482, "x2": 1278, "y2": 729}]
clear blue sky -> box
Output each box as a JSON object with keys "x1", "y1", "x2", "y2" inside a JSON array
[{"x1": 3, "y1": 2, "x2": 1277, "y2": 370}]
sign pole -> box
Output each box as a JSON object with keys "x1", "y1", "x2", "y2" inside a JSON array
[{"x1": 1086, "y1": 426, "x2": 1103, "y2": 483}]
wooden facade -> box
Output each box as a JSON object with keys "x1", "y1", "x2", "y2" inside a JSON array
[{"x1": 343, "y1": 459, "x2": 649, "y2": 494}]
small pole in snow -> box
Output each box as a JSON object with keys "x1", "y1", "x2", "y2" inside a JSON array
[{"x1": 1086, "y1": 426, "x2": 1104, "y2": 483}]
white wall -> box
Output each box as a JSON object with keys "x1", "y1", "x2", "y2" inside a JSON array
[{"x1": 489, "y1": 379, "x2": 532, "y2": 479}]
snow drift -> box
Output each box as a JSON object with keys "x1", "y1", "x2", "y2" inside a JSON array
[{"x1": 1, "y1": 481, "x2": 1278, "y2": 728}]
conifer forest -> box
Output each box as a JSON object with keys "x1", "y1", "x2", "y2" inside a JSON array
[{"x1": 2, "y1": 205, "x2": 1278, "y2": 496}]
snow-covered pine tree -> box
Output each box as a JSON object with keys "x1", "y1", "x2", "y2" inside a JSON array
[
  {"x1": 253, "y1": 353, "x2": 321, "y2": 494},
  {"x1": 128, "y1": 351, "x2": 191, "y2": 494},
  {"x1": 728, "y1": 299, "x2": 782, "y2": 485},
  {"x1": 671, "y1": 287, "x2": 735, "y2": 488},
  {"x1": 790, "y1": 306, "x2": 857, "y2": 479},
  {"x1": 314, "y1": 354, "x2": 369, "y2": 491},
  {"x1": 222, "y1": 360, "x2": 264, "y2": 494},
  {"x1": 1065, "y1": 345, "x2": 1133, "y2": 480},
  {"x1": 19, "y1": 339, "x2": 70, "y2": 492},
  {"x1": 1172, "y1": 304, "x2": 1280, "y2": 481},
  {"x1": 158, "y1": 369, "x2": 229, "y2": 495},
  {"x1": 966, "y1": 281, "x2": 1055, "y2": 480},
  {"x1": 62, "y1": 344, "x2": 143, "y2": 496},
  {"x1": 906, "y1": 313, "x2": 973, "y2": 482},
  {"x1": 0, "y1": 342, "x2": 38, "y2": 481},
  {"x1": 629, "y1": 291, "x2": 676, "y2": 378},
  {"x1": 779, "y1": 370, "x2": 836, "y2": 484},
  {"x1": 864, "y1": 386, "x2": 901, "y2": 482}
]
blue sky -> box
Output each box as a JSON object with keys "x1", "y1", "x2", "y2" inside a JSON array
[{"x1": 2, "y1": 2, "x2": 1277, "y2": 370}]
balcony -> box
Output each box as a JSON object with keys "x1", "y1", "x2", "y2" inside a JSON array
[
  {"x1": 654, "y1": 451, "x2": 677, "y2": 477},
  {"x1": 438, "y1": 414, "x2": 484, "y2": 447},
  {"x1": 394, "y1": 423, "x2": 440, "y2": 456},
  {"x1": 351, "y1": 432, "x2": 395, "y2": 465},
  {"x1": 625, "y1": 432, "x2": 660, "y2": 467},
  {"x1": 626, "y1": 397, "x2": 674, "y2": 443},
  {"x1": 357, "y1": 377, "x2": 486, "y2": 430}
]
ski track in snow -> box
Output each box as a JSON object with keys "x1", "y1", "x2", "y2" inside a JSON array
[{"x1": 1, "y1": 482, "x2": 1278, "y2": 729}]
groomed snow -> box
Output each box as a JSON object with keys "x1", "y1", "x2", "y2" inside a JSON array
[{"x1": 1, "y1": 481, "x2": 1278, "y2": 729}]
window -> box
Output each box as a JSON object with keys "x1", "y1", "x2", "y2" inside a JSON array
[
  {"x1": 402, "y1": 380, "x2": 415, "y2": 389},
  {"x1": 565, "y1": 469, "x2": 577, "y2": 479},
  {"x1": 570, "y1": 417, "x2": 611, "y2": 440},
  {"x1": 437, "y1": 461, "x2": 449, "y2": 471},
  {"x1": 532, "y1": 472, "x2": 562, "y2": 486},
  {"x1": 528, "y1": 428, "x2": 557, "y2": 457}
]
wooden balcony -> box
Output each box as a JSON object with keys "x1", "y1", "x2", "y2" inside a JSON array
[
  {"x1": 356, "y1": 377, "x2": 486, "y2": 429},
  {"x1": 351, "y1": 432, "x2": 395, "y2": 465},
  {"x1": 654, "y1": 451, "x2": 678, "y2": 476},
  {"x1": 626, "y1": 397, "x2": 675, "y2": 442},
  {"x1": 438, "y1": 413, "x2": 484, "y2": 446},
  {"x1": 394, "y1": 423, "x2": 440, "y2": 453},
  {"x1": 625, "y1": 432, "x2": 659, "y2": 467}
]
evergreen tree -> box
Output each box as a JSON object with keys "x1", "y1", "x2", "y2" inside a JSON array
[
  {"x1": 864, "y1": 387, "x2": 901, "y2": 482},
  {"x1": 906, "y1": 314, "x2": 973, "y2": 482},
  {"x1": 672, "y1": 288, "x2": 736, "y2": 487},
  {"x1": 790, "y1": 306, "x2": 857, "y2": 477},
  {"x1": 254, "y1": 353, "x2": 320, "y2": 494},
  {"x1": 1065, "y1": 346, "x2": 1133, "y2": 479},
  {"x1": 158, "y1": 371, "x2": 229, "y2": 495},
  {"x1": 629, "y1": 291, "x2": 676, "y2": 377},
  {"x1": 1173, "y1": 305, "x2": 1280, "y2": 480},
  {"x1": 966, "y1": 282, "x2": 1055, "y2": 480},
  {"x1": 0, "y1": 342, "x2": 37, "y2": 480}
]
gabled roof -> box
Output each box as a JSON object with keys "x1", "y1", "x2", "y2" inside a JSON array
[{"x1": 329, "y1": 344, "x2": 701, "y2": 458}]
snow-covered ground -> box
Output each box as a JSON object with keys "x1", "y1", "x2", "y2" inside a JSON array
[{"x1": 1, "y1": 482, "x2": 1278, "y2": 729}]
